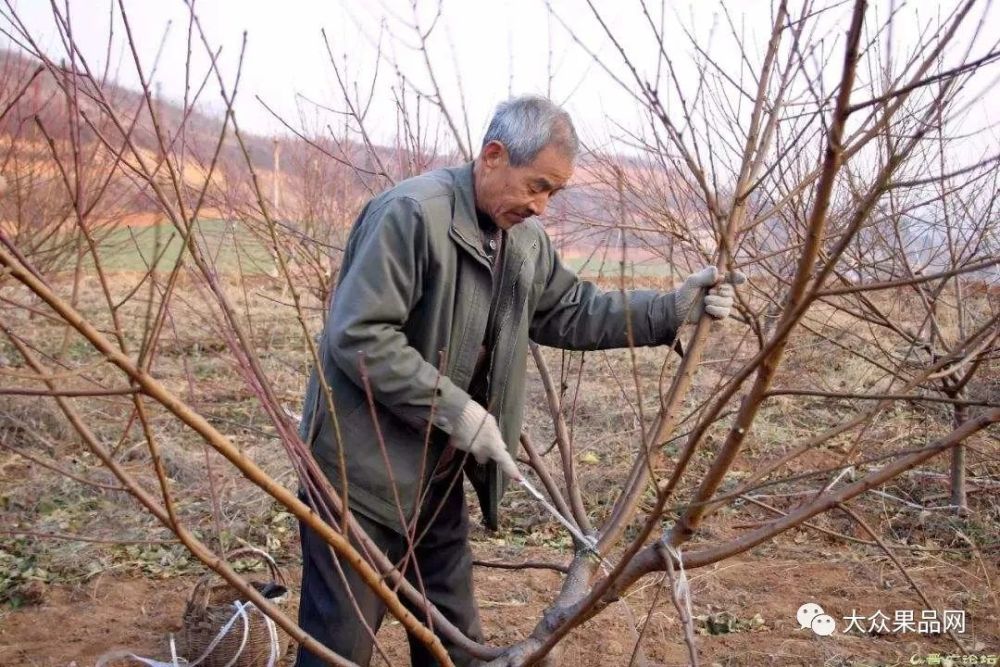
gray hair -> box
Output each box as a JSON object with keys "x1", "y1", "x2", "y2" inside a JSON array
[{"x1": 482, "y1": 95, "x2": 579, "y2": 166}]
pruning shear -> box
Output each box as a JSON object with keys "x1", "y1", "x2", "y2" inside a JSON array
[{"x1": 517, "y1": 476, "x2": 604, "y2": 561}]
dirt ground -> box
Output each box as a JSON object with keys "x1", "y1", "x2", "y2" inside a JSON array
[
  {"x1": 1, "y1": 532, "x2": 996, "y2": 666},
  {"x1": 1, "y1": 273, "x2": 996, "y2": 667}
]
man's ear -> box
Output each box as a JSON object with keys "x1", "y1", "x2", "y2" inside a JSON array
[{"x1": 481, "y1": 140, "x2": 508, "y2": 168}]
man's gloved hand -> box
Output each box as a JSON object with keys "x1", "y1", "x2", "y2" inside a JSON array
[
  {"x1": 450, "y1": 400, "x2": 522, "y2": 480},
  {"x1": 673, "y1": 266, "x2": 747, "y2": 324}
]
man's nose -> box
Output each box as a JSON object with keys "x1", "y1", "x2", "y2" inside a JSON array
[{"x1": 528, "y1": 194, "x2": 548, "y2": 217}]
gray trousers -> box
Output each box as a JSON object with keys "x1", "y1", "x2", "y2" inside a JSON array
[{"x1": 294, "y1": 473, "x2": 484, "y2": 666}]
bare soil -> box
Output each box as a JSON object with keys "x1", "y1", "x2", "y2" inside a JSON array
[
  {"x1": 2, "y1": 534, "x2": 996, "y2": 666},
  {"x1": 1, "y1": 276, "x2": 996, "y2": 667}
]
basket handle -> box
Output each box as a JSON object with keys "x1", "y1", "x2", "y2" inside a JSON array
[
  {"x1": 224, "y1": 546, "x2": 286, "y2": 587},
  {"x1": 184, "y1": 546, "x2": 286, "y2": 615}
]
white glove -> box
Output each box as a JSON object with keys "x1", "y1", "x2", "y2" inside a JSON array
[
  {"x1": 450, "y1": 400, "x2": 522, "y2": 480},
  {"x1": 674, "y1": 266, "x2": 746, "y2": 323}
]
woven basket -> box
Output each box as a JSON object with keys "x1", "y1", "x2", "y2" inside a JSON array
[{"x1": 181, "y1": 547, "x2": 291, "y2": 667}]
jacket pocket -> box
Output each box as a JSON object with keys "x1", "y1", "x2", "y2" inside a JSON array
[{"x1": 313, "y1": 394, "x2": 433, "y2": 530}]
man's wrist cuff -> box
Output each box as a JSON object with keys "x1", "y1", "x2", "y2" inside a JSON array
[{"x1": 430, "y1": 384, "x2": 472, "y2": 435}]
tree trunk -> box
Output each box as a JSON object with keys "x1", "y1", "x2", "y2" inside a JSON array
[{"x1": 949, "y1": 397, "x2": 969, "y2": 514}]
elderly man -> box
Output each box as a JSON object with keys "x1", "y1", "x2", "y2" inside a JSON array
[{"x1": 295, "y1": 95, "x2": 739, "y2": 666}]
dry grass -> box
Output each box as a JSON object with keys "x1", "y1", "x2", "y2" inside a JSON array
[{"x1": 0, "y1": 268, "x2": 997, "y2": 665}]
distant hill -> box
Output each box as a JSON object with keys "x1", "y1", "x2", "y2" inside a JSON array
[{"x1": 0, "y1": 47, "x2": 695, "y2": 273}]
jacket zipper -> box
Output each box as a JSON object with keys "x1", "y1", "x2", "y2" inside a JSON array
[
  {"x1": 484, "y1": 247, "x2": 510, "y2": 405},
  {"x1": 491, "y1": 241, "x2": 534, "y2": 416}
]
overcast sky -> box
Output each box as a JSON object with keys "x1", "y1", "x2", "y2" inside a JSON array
[{"x1": 4, "y1": 1, "x2": 998, "y2": 158}]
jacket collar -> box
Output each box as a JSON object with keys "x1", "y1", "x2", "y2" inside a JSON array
[
  {"x1": 448, "y1": 161, "x2": 487, "y2": 266},
  {"x1": 448, "y1": 161, "x2": 536, "y2": 269}
]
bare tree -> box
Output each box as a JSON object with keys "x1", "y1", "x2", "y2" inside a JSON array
[{"x1": 0, "y1": 1, "x2": 997, "y2": 665}]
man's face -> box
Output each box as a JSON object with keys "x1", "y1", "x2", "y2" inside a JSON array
[{"x1": 477, "y1": 141, "x2": 574, "y2": 230}]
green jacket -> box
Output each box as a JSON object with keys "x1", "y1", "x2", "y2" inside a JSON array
[{"x1": 300, "y1": 162, "x2": 682, "y2": 531}]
